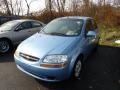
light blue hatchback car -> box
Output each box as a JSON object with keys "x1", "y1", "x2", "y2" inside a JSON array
[{"x1": 14, "y1": 16, "x2": 99, "y2": 82}]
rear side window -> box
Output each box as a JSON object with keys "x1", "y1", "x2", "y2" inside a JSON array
[{"x1": 31, "y1": 21, "x2": 42, "y2": 28}]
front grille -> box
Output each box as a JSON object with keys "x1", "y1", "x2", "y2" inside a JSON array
[{"x1": 19, "y1": 53, "x2": 39, "y2": 62}]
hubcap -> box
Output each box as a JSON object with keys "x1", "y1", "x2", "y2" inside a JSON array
[
  {"x1": 0, "y1": 41, "x2": 9, "y2": 53},
  {"x1": 75, "y1": 60, "x2": 82, "y2": 77}
]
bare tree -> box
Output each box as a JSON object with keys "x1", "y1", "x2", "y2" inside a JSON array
[
  {"x1": 15, "y1": 0, "x2": 23, "y2": 15},
  {"x1": 9, "y1": 0, "x2": 14, "y2": 15},
  {"x1": 53, "y1": 0, "x2": 66, "y2": 15},
  {"x1": 3, "y1": 0, "x2": 11, "y2": 15},
  {"x1": 0, "y1": 0, "x2": 24, "y2": 16},
  {"x1": 45, "y1": 0, "x2": 53, "y2": 14},
  {"x1": 113, "y1": 0, "x2": 120, "y2": 7},
  {"x1": 69, "y1": 0, "x2": 82, "y2": 14},
  {"x1": 24, "y1": 0, "x2": 37, "y2": 16}
]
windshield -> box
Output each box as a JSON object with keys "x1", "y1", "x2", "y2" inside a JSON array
[
  {"x1": 0, "y1": 20, "x2": 20, "y2": 31},
  {"x1": 40, "y1": 19, "x2": 84, "y2": 36}
]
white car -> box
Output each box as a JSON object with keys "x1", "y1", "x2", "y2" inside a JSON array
[{"x1": 0, "y1": 19, "x2": 45, "y2": 53}]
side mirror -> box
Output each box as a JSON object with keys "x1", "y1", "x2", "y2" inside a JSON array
[
  {"x1": 86, "y1": 31, "x2": 96, "y2": 37},
  {"x1": 14, "y1": 26, "x2": 23, "y2": 31}
]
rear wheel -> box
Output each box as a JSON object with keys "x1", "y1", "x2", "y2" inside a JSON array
[{"x1": 0, "y1": 39, "x2": 11, "y2": 53}]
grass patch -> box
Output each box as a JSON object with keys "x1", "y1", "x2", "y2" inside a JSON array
[{"x1": 99, "y1": 26, "x2": 120, "y2": 47}]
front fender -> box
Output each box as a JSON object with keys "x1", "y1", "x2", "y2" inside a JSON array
[
  {"x1": 0, "y1": 32, "x2": 13, "y2": 41},
  {"x1": 68, "y1": 47, "x2": 84, "y2": 78}
]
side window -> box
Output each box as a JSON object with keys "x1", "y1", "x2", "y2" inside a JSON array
[
  {"x1": 92, "y1": 20, "x2": 98, "y2": 29},
  {"x1": 17, "y1": 22, "x2": 32, "y2": 30},
  {"x1": 31, "y1": 21, "x2": 42, "y2": 28},
  {"x1": 86, "y1": 19, "x2": 93, "y2": 32}
]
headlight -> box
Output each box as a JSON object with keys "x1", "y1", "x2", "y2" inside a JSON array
[
  {"x1": 14, "y1": 51, "x2": 20, "y2": 58},
  {"x1": 43, "y1": 55, "x2": 68, "y2": 64},
  {"x1": 41, "y1": 55, "x2": 68, "y2": 68}
]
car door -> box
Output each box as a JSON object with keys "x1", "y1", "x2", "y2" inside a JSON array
[
  {"x1": 29, "y1": 21, "x2": 43, "y2": 35},
  {"x1": 91, "y1": 19, "x2": 99, "y2": 44},
  {"x1": 13, "y1": 21, "x2": 33, "y2": 44},
  {"x1": 83, "y1": 19, "x2": 97, "y2": 55}
]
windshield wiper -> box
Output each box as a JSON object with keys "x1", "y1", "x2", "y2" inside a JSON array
[
  {"x1": 48, "y1": 32, "x2": 67, "y2": 36},
  {"x1": 40, "y1": 31, "x2": 67, "y2": 36}
]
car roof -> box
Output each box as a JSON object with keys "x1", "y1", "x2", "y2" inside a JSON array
[
  {"x1": 11, "y1": 19, "x2": 40, "y2": 23},
  {"x1": 56, "y1": 16, "x2": 92, "y2": 21}
]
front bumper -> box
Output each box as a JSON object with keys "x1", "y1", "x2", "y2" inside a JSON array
[{"x1": 14, "y1": 56, "x2": 70, "y2": 82}]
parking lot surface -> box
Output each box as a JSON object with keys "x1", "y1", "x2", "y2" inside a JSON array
[{"x1": 0, "y1": 46, "x2": 120, "y2": 90}]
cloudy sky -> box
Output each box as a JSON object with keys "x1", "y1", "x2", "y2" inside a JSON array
[
  {"x1": 22, "y1": 0, "x2": 101, "y2": 13},
  {"x1": 22, "y1": 0, "x2": 45, "y2": 13},
  {"x1": 1, "y1": 0, "x2": 114, "y2": 15}
]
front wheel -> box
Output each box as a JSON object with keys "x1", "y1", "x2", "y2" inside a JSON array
[
  {"x1": 0, "y1": 39, "x2": 11, "y2": 53},
  {"x1": 72, "y1": 57, "x2": 83, "y2": 79}
]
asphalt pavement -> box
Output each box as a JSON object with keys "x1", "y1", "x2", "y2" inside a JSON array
[{"x1": 0, "y1": 45, "x2": 120, "y2": 90}]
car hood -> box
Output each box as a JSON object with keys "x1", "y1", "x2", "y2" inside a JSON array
[
  {"x1": 17, "y1": 33, "x2": 78, "y2": 59},
  {"x1": 0, "y1": 29, "x2": 10, "y2": 33}
]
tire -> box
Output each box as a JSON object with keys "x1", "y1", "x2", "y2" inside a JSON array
[
  {"x1": 72, "y1": 56, "x2": 83, "y2": 80},
  {"x1": 0, "y1": 39, "x2": 12, "y2": 53}
]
